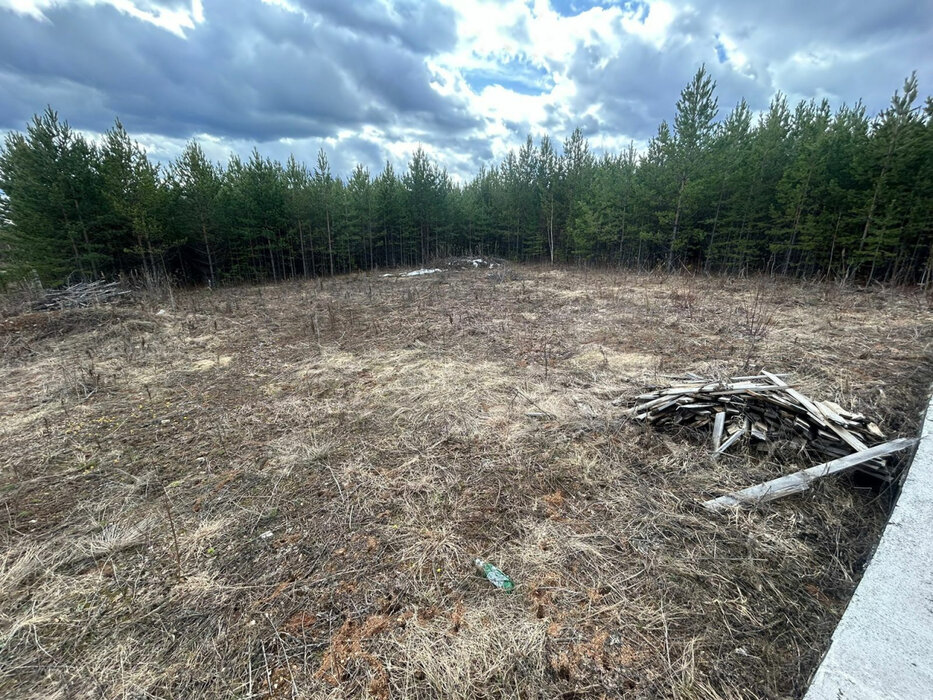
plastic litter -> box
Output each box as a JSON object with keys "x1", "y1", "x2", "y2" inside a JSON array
[{"x1": 475, "y1": 558, "x2": 514, "y2": 592}]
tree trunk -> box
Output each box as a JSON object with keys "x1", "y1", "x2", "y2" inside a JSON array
[
  {"x1": 858, "y1": 126, "x2": 899, "y2": 262},
  {"x1": 268, "y1": 236, "x2": 277, "y2": 281},
  {"x1": 921, "y1": 243, "x2": 933, "y2": 291},
  {"x1": 298, "y1": 219, "x2": 308, "y2": 278},
  {"x1": 783, "y1": 168, "x2": 812, "y2": 276},
  {"x1": 827, "y1": 211, "x2": 842, "y2": 280},
  {"x1": 667, "y1": 174, "x2": 687, "y2": 272},
  {"x1": 308, "y1": 221, "x2": 317, "y2": 277},
  {"x1": 617, "y1": 203, "x2": 627, "y2": 264},
  {"x1": 704, "y1": 178, "x2": 726, "y2": 273},
  {"x1": 59, "y1": 204, "x2": 87, "y2": 279},
  {"x1": 201, "y1": 219, "x2": 215, "y2": 285},
  {"x1": 68, "y1": 181, "x2": 97, "y2": 278},
  {"x1": 858, "y1": 175, "x2": 883, "y2": 260},
  {"x1": 326, "y1": 209, "x2": 335, "y2": 277}
]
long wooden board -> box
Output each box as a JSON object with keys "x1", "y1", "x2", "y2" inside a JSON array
[{"x1": 702, "y1": 438, "x2": 918, "y2": 511}]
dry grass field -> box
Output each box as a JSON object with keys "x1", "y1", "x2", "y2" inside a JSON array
[{"x1": 1, "y1": 265, "x2": 931, "y2": 699}]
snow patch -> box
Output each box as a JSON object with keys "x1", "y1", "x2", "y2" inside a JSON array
[
  {"x1": 404, "y1": 268, "x2": 443, "y2": 276},
  {"x1": 444, "y1": 257, "x2": 500, "y2": 269}
]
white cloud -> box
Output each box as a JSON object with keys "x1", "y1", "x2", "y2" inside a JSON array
[
  {"x1": 0, "y1": 0, "x2": 202, "y2": 35},
  {"x1": 426, "y1": 0, "x2": 659, "y2": 164},
  {"x1": 1, "y1": 0, "x2": 929, "y2": 180},
  {"x1": 0, "y1": 0, "x2": 46, "y2": 18},
  {"x1": 621, "y1": 0, "x2": 675, "y2": 48}
]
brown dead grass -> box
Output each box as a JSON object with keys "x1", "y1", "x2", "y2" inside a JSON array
[{"x1": 1, "y1": 265, "x2": 932, "y2": 699}]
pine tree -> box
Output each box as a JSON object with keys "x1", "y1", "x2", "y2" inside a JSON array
[
  {"x1": 313, "y1": 149, "x2": 336, "y2": 277},
  {"x1": 347, "y1": 164, "x2": 374, "y2": 270},
  {"x1": 0, "y1": 108, "x2": 104, "y2": 283},
  {"x1": 536, "y1": 136, "x2": 561, "y2": 263},
  {"x1": 704, "y1": 99, "x2": 752, "y2": 271},
  {"x1": 172, "y1": 142, "x2": 222, "y2": 284},
  {"x1": 284, "y1": 155, "x2": 313, "y2": 277},
  {"x1": 2, "y1": 69, "x2": 930, "y2": 286},
  {"x1": 667, "y1": 65, "x2": 718, "y2": 270},
  {"x1": 404, "y1": 147, "x2": 439, "y2": 264},
  {"x1": 858, "y1": 74, "x2": 925, "y2": 283}
]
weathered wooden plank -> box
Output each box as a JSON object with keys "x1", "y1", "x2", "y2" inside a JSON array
[
  {"x1": 628, "y1": 394, "x2": 675, "y2": 413},
  {"x1": 814, "y1": 400, "x2": 851, "y2": 425},
  {"x1": 708, "y1": 385, "x2": 793, "y2": 396},
  {"x1": 702, "y1": 438, "x2": 918, "y2": 511},
  {"x1": 629, "y1": 373, "x2": 890, "y2": 477},
  {"x1": 822, "y1": 399, "x2": 866, "y2": 422},
  {"x1": 761, "y1": 371, "x2": 830, "y2": 428},
  {"x1": 731, "y1": 373, "x2": 789, "y2": 381},
  {"x1": 646, "y1": 399, "x2": 681, "y2": 420},
  {"x1": 657, "y1": 384, "x2": 719, "y2": 396},
  {"x1": 826, "y1": 420, "x2": 871, "y2": 453},
  {"x1": 752, "y1": 393, "x2": 811, "y2": 414},
  {"x1": 645, "y1": 381, "x2": 789, "y2": 400},
  {"x1": 712, "y1": 412, "x2": 726, "y2": 451},
  {"x1": 714, "y1": 425, "x2": 747, "y2": 455}
]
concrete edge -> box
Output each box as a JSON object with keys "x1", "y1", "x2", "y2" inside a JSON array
[{"x1": 804, "y1": 388, "x2": 933, "y2": 699}]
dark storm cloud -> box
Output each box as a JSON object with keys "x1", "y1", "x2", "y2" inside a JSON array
[
  {"x1": 559, "y1": 0, "x2": 931, "y2": 144},
  {"x1": 314, "y1": 26, "x2": 476, "y2": 130},
  {"x1": 423, "y1": 133, "x2": 496, "y2": 174},
  {"x1": 241, "y1": 133, "x2": 390, "y2": 180},
  {"x1": 0, "y1": 0, "x2": 475, "y2": 141},
  {"x1": 564, "y1": 30, "x2": 716, "y2": 139},
  {"x1": 0, "y1": 0, "x2": 930, "y2": 178},
  {"x1": 294, "y1": 0, "x2": 458, "y2": 55},
  {"x1": 708, "y1": 0, "x2": 931, "y2": 50},
  {"x1": 696, "y1": 0, "x2": 932, "y2": 113}
]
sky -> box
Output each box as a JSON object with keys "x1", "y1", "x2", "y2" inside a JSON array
[{"x1": 0, "y1": 0, "x2": 930, "y2": 180}]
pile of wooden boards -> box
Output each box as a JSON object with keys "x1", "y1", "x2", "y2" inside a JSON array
[
  {"x1": 622, "y1": 370, "x2": 894, "y2": 480},
  {"x1": 36, "y1": 280, "x2": 129, "y2": 310}
]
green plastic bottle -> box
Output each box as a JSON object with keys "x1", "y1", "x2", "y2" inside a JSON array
[{"x1": 475, "y1": 558, "x2": 515, "y2": 592}]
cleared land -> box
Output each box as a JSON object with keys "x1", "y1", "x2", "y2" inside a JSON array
[{"x1": 1, "y1": 266, "x2": 931, "y2": 699}]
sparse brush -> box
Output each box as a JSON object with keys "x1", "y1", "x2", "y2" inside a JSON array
[
  {"x1": 739, "y1": 284, "x2": 774, "y2": 340},
  {"x1": 0, "y1": 266, "x2": 930, "y2": 699}
]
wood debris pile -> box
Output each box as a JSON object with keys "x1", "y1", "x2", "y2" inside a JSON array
[
  {"x1": 623, "y1": 370, "x2": 894, "y2": 480},
  {"x1": 35, "y1": 281, "x2": 130, "y2": 310}
]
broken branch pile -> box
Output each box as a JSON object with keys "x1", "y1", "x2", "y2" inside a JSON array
[
  {"x1": 35, "y1": 280, "x2": 130, "y2": 310},
  {"x1": 622, "y1": 370, "x2": 895, "y2": 480}
]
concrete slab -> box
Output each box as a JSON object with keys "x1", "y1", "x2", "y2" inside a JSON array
[{"x1": 805, "y1": 392, "x2": 933, "y2": 700}]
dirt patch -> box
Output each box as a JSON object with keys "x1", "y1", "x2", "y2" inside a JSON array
[{"x1": 191, "y1": 355, "x2": 233, "y2": 371}]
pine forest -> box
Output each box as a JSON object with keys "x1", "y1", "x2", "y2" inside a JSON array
[{"x1": 1, "y1": 67, "x2": 931, "y2": 288}]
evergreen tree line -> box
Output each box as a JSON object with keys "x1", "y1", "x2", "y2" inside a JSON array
[{"x1": 1, "y1": 67, "x2": 931, "y2": 287}]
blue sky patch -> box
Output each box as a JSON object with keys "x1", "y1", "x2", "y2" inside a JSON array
[
  {"x1": 622, "y1": 1, "x2": 650, "y2": 23},
  {"x1": 550, "y1": 0, "x2": 593, "y2": 17},
  {"x1": 552, "y1": 0, "x2": 648, "y2": 22},
  {"x1": 714, "y1": 33, "x2": 728, "y2": 64},
  {"x1": 464, "y1": 58, "x2": 553, "y2": 96}
]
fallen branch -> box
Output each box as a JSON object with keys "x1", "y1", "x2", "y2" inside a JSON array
[
  {"x1": 703, "y1": 438, "x2": 918, "y2": 511},
  {"x1": 36, "y1": 280, "x2": 130, "y2": 310}
]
